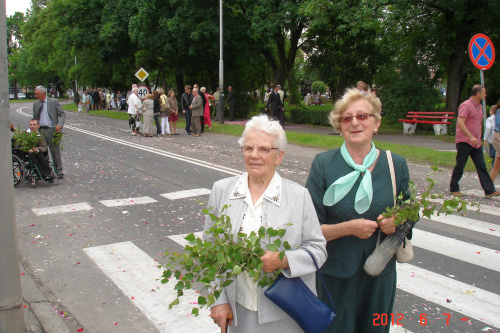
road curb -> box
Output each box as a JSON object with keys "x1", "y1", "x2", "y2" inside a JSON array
[{"x1": 20, "y1": 264, "x2": 71, "y2": 333}]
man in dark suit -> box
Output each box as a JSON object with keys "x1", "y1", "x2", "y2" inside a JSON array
[
  {"x1": 194, "y1": 84, "x2": 206, "y2": 132},
  {"x1": 181, "y1": 85, "x2": 193, "y2": 135},
  {"x1": 265, "y1": 85, "x2": 284, "y2": 126},
  {"x1": 92, "y1": 88, "x2": 100, "y2": 110},
  {"x1": 226, "y1": 86, "x2": 236, "y2": 121},
  {"x1": 33, "y1": 85, "x2": 66, "y2": 179}
]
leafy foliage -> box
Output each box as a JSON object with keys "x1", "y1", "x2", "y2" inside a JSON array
[
  {"x1": 290, "y1": 105, "x2": 330, "y2": 126},
  {"x1": 12, "y1": 129, "x2": 39, "y2": 152},
  {"x1": 311, "y1": 81, "x2": 327, "y2": 94},
  {"x1": 52, "y1": 131, "x2": 64, "y2": 150},
  {"x1": 161, "y1": 205, "x2": 292, "y2": 315},
  {"x1": 380, "y1": 165, "x2": 477, "y2": 227}
]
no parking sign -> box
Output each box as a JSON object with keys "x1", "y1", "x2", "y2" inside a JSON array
[{"x1": 469, "y1": 34, "x2": 495, "y2": 70}]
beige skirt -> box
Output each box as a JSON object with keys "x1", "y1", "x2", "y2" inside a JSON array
[
  {"x1": 492, "y1": 131, "x2": 500, "y2": 158},
  {"x1": 229, "y1": 302, "x2": 303, "y2": 333}
]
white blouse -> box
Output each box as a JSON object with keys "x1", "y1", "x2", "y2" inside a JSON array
[{"x1": 230, "y1": 171, "x2": 282, "y2": 311}]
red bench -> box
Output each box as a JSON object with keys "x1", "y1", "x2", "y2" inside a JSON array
[{"x1": 398, "y1": 111, "x2": 454, "y2": 135}]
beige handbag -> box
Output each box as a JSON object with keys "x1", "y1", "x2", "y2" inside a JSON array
[{"x1": 386, "y1": 150, "x2": 414, "y2": 263}]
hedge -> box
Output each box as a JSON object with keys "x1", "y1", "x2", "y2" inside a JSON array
[{"x1": 290, "y1": 106, "x2": 331, "y2": 126}]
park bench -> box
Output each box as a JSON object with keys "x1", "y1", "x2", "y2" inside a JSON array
[{"x1": 398, "y1": 111, "x2": 454, "y2": 135}]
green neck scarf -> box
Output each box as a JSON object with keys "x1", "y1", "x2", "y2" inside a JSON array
[{"x1": 323, "y1": 142, "x2": 378, "y2": 214}]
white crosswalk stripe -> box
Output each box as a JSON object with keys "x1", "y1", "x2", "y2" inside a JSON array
[
  {"x1": 397, "y1": 264, "x2": 500, "y2": 328},
  {"x1": 461, "y1": 189, "x2": 500, "y2": 199},
  {"x1": 428, "y1": 197, "x2": 500, "y2": 216},
  {"x1": 411, "y1": 229, "x2": 500, "y2": 272},
  {"x1": 32, "y1": 202, "x2": 92, "y2": 216},
  {"x1": 160, "y1": 189, "x2": 212, "y2": 200},
  {"x1": 83, "y1": 241, "x2": 218, "y2": 333},
  {"x1": 100, "y1": 196, "x2": 158, "y2": 207},
  {"x1": 421, "y1": 212, "x2": 500, "y2": 237}
]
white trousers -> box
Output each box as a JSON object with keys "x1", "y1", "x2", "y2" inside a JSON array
[{"x1": 161, "y1": 117, "x2": 170, "y2": 134}]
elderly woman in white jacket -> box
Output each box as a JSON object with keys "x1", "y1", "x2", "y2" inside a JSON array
[{"x1": 205, "y1": 114, "x2": 327, "y2": 332}]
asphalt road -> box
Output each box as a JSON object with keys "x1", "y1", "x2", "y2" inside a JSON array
[{"x1": 9, "y1": 102, "x2": 500, "y2": 333}]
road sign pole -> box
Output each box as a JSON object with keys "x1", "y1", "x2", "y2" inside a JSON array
[
  {"x1": 218, "y1": 0, "x2": 224, "y2": 125},
  {"x1": 0, "y1": 1, "x2": 25, "y2": 331},
  {"x1": 480, "y1": 70, "x2": 487, "y2": 130}
]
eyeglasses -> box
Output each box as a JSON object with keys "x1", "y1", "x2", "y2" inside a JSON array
[
  {"x1": 340, "y1": 113, "x2": 374, "y2": 124},
  {"x1": 241, "y1": 146, "x2": 279, "y2": 155}
]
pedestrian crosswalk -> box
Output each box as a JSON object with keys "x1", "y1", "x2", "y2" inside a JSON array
[
  {"x1": 78, "y1": 195, "x2": 500, "y2": 333},
  {"x1": 30, "y1": 189, "x2": 211, "y2": 216},
  {"x1": 30, "y1": 187, "x2": 500, "y2": 332}
]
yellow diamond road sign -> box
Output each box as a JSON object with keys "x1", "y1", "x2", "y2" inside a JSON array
[{"x1": 135, "y1": 68, "x2": 149, "y2": 82}]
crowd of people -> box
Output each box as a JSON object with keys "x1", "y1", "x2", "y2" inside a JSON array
[
  {"x1": 124, "y1": 83, "x2": 221, "y2": 137},
  {"x1": 79, "y1": 88, "x2": 123, "y2": 115}
]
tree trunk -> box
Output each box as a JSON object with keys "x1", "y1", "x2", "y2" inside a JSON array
[
  {"x1": 175, "y1": 74, "x2": 184, "y2": 103},
  {"x1": 445, "y1": 32, "x2": 468, "y2": 116}
]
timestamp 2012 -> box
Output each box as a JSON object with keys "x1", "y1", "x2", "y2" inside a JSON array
[{"x1": 373, "y1": 313, "x2": 451, "y2": 326}]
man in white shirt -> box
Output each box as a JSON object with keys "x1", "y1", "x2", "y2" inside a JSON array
[{"x1": 127, "y1": 87, "x2": 143, "y2": 136}]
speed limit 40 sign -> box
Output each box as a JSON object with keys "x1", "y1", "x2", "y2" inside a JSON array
[{"x1": 137, "y1": 85, "x2": 150, "y2": 100}]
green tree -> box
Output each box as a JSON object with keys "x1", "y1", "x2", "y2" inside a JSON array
[
  {"x1": 7, "y1": 12, "x2": 26, "y2": 98},
  {"x1": 311, "y1": 81, "x2": 327, "y2": 94}
]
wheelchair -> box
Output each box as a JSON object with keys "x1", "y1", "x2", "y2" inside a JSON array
[{"x1": 12, "y1": 146, "x2": 57, "y2": 188}]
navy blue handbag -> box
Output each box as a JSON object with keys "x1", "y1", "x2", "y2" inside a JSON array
[{"x1": 264, "y1": 250, "x2": 336, "y2": 333}]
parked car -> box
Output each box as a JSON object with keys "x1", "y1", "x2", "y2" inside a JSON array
[{"x1": 9, "y1": 93, "x2": 26, "y2": 100}]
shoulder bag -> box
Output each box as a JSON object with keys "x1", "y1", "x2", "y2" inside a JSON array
[
  {"x1": 386, "y1": 150, "x2": 414, "y2": 263},
  {"x1": 264, "y1": 250, "x2": 336, "y2": 333}
]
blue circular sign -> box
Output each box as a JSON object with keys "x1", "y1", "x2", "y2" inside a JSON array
[{"x1": 469, "y1": 34, "x2": 495, "y2": 70}]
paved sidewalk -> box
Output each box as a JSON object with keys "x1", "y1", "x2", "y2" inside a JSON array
[{"x1": 21, "y1": 263, "x2": 71, "y2": 333}]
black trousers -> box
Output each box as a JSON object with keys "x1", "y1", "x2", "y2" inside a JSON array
[
  {"x1": 29, "y1": 152, "x2": 52, "y2": 177},
  {"x1": 450, "y1": 142, "x2": 496, "y2": 194},
  {"x1": 154, "y1": 113, "x2": 161, "y2": 134},
  {"x1": 184, "y1": 108, "x2": 192, "y2": 134},
  {"x1": 272, "y1": 109, "x2": 284, "y2": 127}
]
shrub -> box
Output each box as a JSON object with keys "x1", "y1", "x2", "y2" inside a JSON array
[
  {"x1": 290, "y1": 104, "x2": 331, "y2": 126},
  {"x1": 311, "y1": 81, "x2": 327, "y2": 94}
]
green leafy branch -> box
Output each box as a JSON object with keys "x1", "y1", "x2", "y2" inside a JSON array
[
  {"x1": 12, "y1": 127, "x2": 39, "y2": 152},
  {"x1": 160, "y1": 205, "x2": 292, "y2": 316},
  {"x1": 52, "y1": 131, "x2": 64, "y2": 150},
  {"x1": 380, "y1": 165, "x2": 478, "y2": 226}
]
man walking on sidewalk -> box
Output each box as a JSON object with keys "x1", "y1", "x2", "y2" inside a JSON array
[{"x1": 450, "y1": 84, "x2": 500, "y2": 199}]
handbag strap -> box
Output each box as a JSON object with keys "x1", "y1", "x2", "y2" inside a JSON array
[
  {"x1": 304, "y1": 249, "x2": 336, "y2": 313},
  {"x1": 386, "y1": 150, "x2": 397, "y2": 207},
  {"x1": 377, "y1": 150, "x2": 397, "y2": 246}
]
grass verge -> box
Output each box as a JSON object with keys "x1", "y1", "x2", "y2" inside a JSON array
[{"x1": 63, "y1": 104, "x2": 480, "y2": 171}]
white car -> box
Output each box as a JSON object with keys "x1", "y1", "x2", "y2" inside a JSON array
[{"x1": 9, "y1": 93, "x2": 26, "y2": 99}]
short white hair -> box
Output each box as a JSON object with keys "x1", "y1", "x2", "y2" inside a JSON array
[
  {"x1": 200, "y1": 87, "x2": 206, "y2": 92},
  {"x1": 35, "y1": 85, "x2": 46, "y2": 94},
  {"x1": 238, "y1": 114, "x2": 287, "y2": 151}
]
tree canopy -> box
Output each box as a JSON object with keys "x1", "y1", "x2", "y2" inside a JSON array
[{"x1": 7, "y1": 0, "x2": 500, "y2": 119}]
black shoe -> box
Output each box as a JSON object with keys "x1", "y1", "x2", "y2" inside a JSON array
[
  {"x1": 44, "y1": 174, "x2": 55, "y2": 181},
  {"x1": 57, "y1": 173, "x2": 64, "y2": 179}
]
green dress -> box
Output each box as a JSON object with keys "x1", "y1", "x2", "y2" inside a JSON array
[{"x1": 305, "y1": 147, "x2": 411, "y2": 333}]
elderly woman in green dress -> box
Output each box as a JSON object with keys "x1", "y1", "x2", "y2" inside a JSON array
[
  {"x1": 305, "y1": 88, "x2": 412, "y2": 333},
  {"x1": 206, "y1": 114, "x2": 327, "y2": 332}
]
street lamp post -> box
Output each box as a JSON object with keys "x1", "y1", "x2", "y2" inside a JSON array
[{"x1": 218, "y1": 0, "x2": 224, "y2": 124}]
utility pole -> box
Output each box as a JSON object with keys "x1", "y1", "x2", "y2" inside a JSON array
[
  {"x1": 0, "y1": 1, "x2": 25, "y2": 332},
  {"x1": 218, "y1": 0, "x2": 224, "y2": 124}
]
